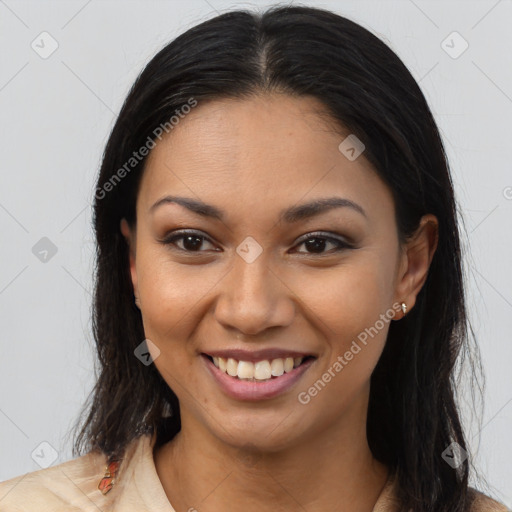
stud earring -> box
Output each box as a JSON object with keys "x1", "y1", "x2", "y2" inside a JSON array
[{"x1": 401, "y1": 302, "x2": 407, "y2": 316}]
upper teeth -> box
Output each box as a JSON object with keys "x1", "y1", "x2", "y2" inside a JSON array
[{"x1": 212, "y1": 356, "x2": 304, "y2": 380}]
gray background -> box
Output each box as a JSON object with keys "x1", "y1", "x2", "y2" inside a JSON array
[{"x1": 0, "y1": 0, "x2": 511, "y2": 506}]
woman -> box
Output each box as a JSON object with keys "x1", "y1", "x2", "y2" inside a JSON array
[{"x1": 0, "y1": 5, "x2": 508, "y2": 512}]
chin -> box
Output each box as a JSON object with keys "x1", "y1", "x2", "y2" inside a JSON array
[{"x1": 207, "y1": 410, "x2": 311, "y2": 453}]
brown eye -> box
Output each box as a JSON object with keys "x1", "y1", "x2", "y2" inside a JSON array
[
  {"x1": 293, "y1": 232, "x2": 353, "y2": 255},
  {"x1": 160, "y1": 231, "x2": 218, "y2": 252}
]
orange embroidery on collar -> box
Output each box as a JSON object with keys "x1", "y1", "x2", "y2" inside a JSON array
[{"x1": 98, "y1": 458, "x2": 122, "y2": 495}]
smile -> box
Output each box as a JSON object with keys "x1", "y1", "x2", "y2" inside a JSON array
[
  {"x1": 201, "y1": 353, "x2": 316, "y2": 401},
  {"x1": 205, "y1": 355, "x2": 313, "y2": 381}
]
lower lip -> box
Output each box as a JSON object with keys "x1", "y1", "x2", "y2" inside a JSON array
[{"x1": 201, "y1": 354, "x2": 315, "y2": 401}]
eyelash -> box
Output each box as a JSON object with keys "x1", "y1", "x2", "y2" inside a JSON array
[{"x1": 159, "y1": 230, "x2": 353, "y2": 255}]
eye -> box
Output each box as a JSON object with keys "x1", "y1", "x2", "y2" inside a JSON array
[
  {"x1": 293, "y1": 232, "x2": 353, "y2": 255},
  {"x1": 159, "y1": 230, "x2": 354, "y2": 256},
  {"x1": 159, "y1": 230, "x2": 218, "y2": 253}
]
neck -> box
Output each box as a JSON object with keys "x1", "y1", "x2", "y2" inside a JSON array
[{"x1": 154, "y1": 398, "x2": 389, "y2": 512}]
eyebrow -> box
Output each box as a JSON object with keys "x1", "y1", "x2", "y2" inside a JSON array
[{"x1": 149, "y1": 195, "x2": 367, "y2": 222}]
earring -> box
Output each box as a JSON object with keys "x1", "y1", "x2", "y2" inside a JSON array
[
  {"x1": 98, "y1": 458, "x2": 122, "y2": 495},
  {"x1": 401, "y1": 302, "x2": 407, "y2": 316}
]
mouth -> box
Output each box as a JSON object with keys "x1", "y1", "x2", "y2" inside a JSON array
[
  {"x1": 201, "y1": 353, "x2": 316, "y2": 382},
  {"x1": 201, "y1": 352, "x2": 317, "y2": 401}
]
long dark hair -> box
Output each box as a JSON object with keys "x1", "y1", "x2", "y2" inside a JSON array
[{"x1": 71, "y1": 5, "x2": 484, "y2": 511}]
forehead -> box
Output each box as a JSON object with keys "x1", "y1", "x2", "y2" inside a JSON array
[{"x1": 137, "y1": 94, "x2": 393, "y2": 225}]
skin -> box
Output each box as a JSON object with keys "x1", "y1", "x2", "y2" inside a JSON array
[{"x1": 120, "y1": 93, "x2": 438, "y2": 512}]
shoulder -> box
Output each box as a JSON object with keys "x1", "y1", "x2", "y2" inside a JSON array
[
  {"x1": 377, "y1": 472, "x2": 509, "y2": 512},
  {"x1": 0, "y1": 448, "x2": 110, "y2": 511},
  {"x1": 469, "y1": 488, "x2": 510, "y2": 512}
]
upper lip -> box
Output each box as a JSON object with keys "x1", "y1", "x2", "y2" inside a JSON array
[{"x1": 202, "y1": 348, "x2": 315, "y2": 363}]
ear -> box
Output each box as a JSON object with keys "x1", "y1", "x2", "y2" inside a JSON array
[
  {"x1": 393, "y1": 213, "x2": 439, "y2": 319},
  {"x1": 120, "y1": 218, "x2": 139, "y2": 303}
]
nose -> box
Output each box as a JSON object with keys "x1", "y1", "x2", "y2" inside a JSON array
[{"x1": 213, "y1": 252, "x2": 295, "y2": 338}]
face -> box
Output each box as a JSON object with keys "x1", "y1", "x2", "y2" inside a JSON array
[{"x1": 121, "y1": 93, "x2": 435, "y2": 452}]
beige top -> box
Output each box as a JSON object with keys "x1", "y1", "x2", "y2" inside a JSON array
[{"x1": 0, "y1": 431, "x2": 508, "y2": 511}]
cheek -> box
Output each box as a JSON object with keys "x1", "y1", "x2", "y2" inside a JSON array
[
  {"x1": 304, "y1": 253, "x2": 394, "y2": 339},
  {"x1": 135, "y1": 247, "x2": 219, "y2": 337},
  {"x1": 135, "y1": 249, "x2": 211, "y2": 393},
  {"x1": 299, "y1": 252, "x2": 395, "y2": 397}
]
